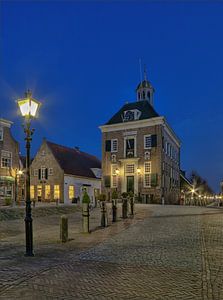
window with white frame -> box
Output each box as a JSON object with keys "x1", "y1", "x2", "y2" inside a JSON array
[
  {"x1": 1, "y1": 150, "x2": 12, "y2": 168},
  {"x1": 144, "y1": 162, "x2": 151, "y2": 187},
  {"x1": 41, "y1": 167, "x2": 46, "y2": 180},
  {"x1": 111, "y1": 164, "x2": 118, "y2": 187},
  {"x1": 111, "y1": 139, "x2": 118, "y2": 152},
  {"x1": 125, "y1": 164, "x2": 135, "y2": 174},
  {"x1": 144, "y1": 135, "x2": 152, "y2": 149},
  {"x1": 144, "y1": 162, "x2": 151, "y2": 173},
  {"x1": 125, "y1": 138, "x2": 135, "y2": 158},
  {"x1": 34, "y1": 169, "x2": 38, "y2": 176},
  {"x1": 144, "y1": 174, "x2": 151, "y2": 187},
  {"x1": 0, "y1": 127, "x2": 3, "y2": 141}
]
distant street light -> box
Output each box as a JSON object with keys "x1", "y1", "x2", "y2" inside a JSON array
[{"x1": 17, "y1": 90, "x2": 41, "y2": 256}]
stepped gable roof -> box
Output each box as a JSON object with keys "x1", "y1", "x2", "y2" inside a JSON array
[
  {"x1": 106, "y1": 100, "x2": 159, "y2": 125},
  {"x1": 46, "y1": 141, "x2": 101, "y2": 179}
]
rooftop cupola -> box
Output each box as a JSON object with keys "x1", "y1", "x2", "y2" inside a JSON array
[{"x1": 136, "y1": 66, "x2": 154, "y2": 106}]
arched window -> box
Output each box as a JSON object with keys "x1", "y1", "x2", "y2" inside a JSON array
[
  {"x1": 111, "y1": 154, "x2": 116, "y2": 163},
  {"x1": 147, "y1": 91, "x2": 150, "y2": 99},
  {"x1": 144, "y1": 151, "x2": 150, "y2": 160},
  {"x1": 138, "y1": 92, "x2": 140, "y2": 100},
  {"x1": 142, "y1": 91, "x2": 145, "y2": 99}
]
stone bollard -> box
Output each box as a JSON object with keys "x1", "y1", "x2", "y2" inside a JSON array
[
  {"x1": 101, "y1": 201, "x2": 108, "y2": 227},
  {"x1": 82, "y1": 203, "x2": 90, "y2": 233},
  {"x1": 112, "y1": 200, "x2": 117, "y2": 222},
  {"x1": 130, "y1": 197, "x2": 134, "y2": 216},
  {"x1": 122, "y1": 198, "x2": 128, "y2": 219},
  {"x1": 60, "y1": 215, "x2": 68, "y2": 242}
]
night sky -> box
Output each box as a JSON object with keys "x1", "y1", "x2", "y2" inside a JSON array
[{"x1": 1, "y1": 1, "x2": 223, "y2": 192}]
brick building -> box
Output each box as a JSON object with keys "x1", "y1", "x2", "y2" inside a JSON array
[
  {"x1": 30, "y1": 139, "x2": 101, "y2": 205},
  {"x1": 99, "y1": 74, "x2": 180, "y2": 204},
  {"x1": 0, "y1": 118, "x2": 21, "y2": 205}
]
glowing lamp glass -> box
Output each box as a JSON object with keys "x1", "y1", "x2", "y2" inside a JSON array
[{"x1": 17, "y1": 98, "x2": 40, "y2": 118}]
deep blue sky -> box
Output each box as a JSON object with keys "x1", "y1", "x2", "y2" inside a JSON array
[{"x1": 1, "y1": 1, "x2": 223, "y2": 192}]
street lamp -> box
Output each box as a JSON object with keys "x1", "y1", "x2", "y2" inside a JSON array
[{"x1": 17, "y1": 90, "x2": 41, "y2": 256}]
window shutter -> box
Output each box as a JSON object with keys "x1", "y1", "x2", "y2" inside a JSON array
[
  {"x1": 38, "y1": 169, "x2": 41, "y2": 180},
  {"x1": 104, "y1": 175, "x2": 111, "y2": 188},
  {"x1": 45, "y1": 168, "x2": 48, "y2": 180},
  {"x1": 105, "y1": 140, "x2": 111, "y2": 152},
  {"x1": 151, "y1": 135, "x2": 157, "y2": 147},
  {"x1": 151, "y1": 173, "x2": 158, "y2": 187}
]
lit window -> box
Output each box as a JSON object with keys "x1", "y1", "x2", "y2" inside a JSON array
[
  {"x1": 30, "y1": 185, "x2": 35, "y2": 199},
  {"x1": 45, "y1": 185, "x2": 51, "y2": 200},
  {"x1": 111, "y1": 165, "x2": 118, "y2": 188},
  {"x1": 126, "y1": 164, "x2": 135, "y2": 174},
  {"x1": 144, "y1": 135, "x2": 152, "y2": 149},
  {"x1": 54, "y1": 185, "x2": 60, "y2": 200},
  {"x1": 37, "y1": 185, "x2": 42, "y2": 199},
  {"x1": 0, "y1": 127, "x2": 3, "y2": 141},
  {"x1": 111, "y1": 139, "x2": 118, "y2": 152},
  {"x1": 69, "y1": 185, "x2": 75, "y2": 199},
  {"x1": 1, "y1": 151, "x2": 12, "y2": 168}
]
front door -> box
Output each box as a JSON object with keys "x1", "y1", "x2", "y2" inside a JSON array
[{"x1": 127, "y1": 176, "x2": 134, "y2": 193}]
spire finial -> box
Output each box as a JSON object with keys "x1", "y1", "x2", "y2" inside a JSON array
[{"x1": 144, "y1": 64, "x2": 147, "y2": 81}]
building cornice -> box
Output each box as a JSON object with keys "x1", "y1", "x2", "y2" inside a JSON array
[
  {"x1": 64, "y1": 173, "x2": 101, "y2": 181},
  {"x1": 99, "y1": 117, "x2": 164, "y2": 132},
  {"x1": 0, "y1": 118, "x2": 13, "y2": 128},
  {"x1": 99, "y1": 116, "x2": 180, "y2": 147}
]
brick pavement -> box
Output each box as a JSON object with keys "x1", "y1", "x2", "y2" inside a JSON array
[{"x1": 0, "y1": 205, "x2": 223, "y2": 299}]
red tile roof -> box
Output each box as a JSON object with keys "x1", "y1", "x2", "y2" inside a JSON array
[{"x1": 46, "y1": 141, "x2": 101, "y2": 179}]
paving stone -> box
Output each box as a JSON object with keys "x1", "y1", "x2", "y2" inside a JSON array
[{"x1": 0, "y1": 205, "x2": 223, "y2": 299}]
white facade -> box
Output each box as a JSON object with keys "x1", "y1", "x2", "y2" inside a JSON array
[{"x1": 64, "y1": 174, "x2": 101, "y2": 205}]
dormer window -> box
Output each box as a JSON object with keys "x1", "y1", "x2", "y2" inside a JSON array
[
  {"x1": 0, "y1": 127, "x2": 3, "y2": 141},
  {"x1": 123, "y1": 109, "x2": 141, "y2": 122}
]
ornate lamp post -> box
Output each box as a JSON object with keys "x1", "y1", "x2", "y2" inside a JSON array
[{"x1": 17, "y1": 90, "x2": 41, "y2": 256}]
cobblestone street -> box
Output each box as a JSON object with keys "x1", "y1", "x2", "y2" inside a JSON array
[{"x1": 0, "y1": 205, "x2": 223, "y2": 299}]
